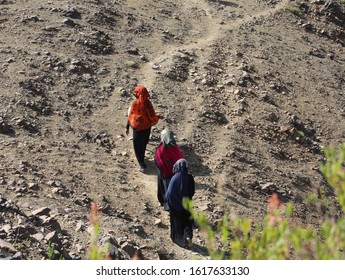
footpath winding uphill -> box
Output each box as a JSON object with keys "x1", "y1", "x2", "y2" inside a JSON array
[{"x1": 1, "y1": 0, "x2": 345, "y2": 260}]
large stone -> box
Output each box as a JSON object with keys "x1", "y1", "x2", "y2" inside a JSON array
[
  {"x1": 32, "y1": 207, "x2": 51, "y2": 216},
  {"x1": 0, "y1": 239, "x2": 17, "y2": 253}
]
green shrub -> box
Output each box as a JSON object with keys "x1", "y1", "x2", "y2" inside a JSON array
[
  {"x1": 304, "y1": 191, "x2": 318, "y2": 206},
  {"x1": 184, "y1": 143, "x2": 345, "y2": 259},
  {"x1": 47, "y1": 242, "x2": 55, "y2": 260}
]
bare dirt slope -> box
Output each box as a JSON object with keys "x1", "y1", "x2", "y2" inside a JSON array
[{"x1": 1, "y1": 0, "x2": 345, "y2": 260}]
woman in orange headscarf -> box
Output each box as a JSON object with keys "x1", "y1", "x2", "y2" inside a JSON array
[{"x1": 126, "y1": 85, "x2": 163, "y2": 172}]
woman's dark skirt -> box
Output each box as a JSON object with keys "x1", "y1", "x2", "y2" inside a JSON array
[
  {"x1": 169, "y1": 210, "x2": 193, "y2": 248},
  {"x1": 157, "y1": 170, "x2": 172, "y2": 210}
]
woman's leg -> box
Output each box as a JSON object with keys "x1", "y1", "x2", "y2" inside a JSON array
[
  {"x1": 169, "y1": 211, "x2": 183, "y2": 247},
  {"x1": 133, "y1": 128, "x2": 150, "y2": 168},
  {"x1": 141, "y1": 127, "x2": 151, "y2": 167},
  {"x1": 132, "y1": 129, "x2": 144, "y2": 167},
  {"x1": 162, "y1": 176, "x2": 172, "y2": 211},
  {"x1": 182, "y1": 210, "x2": 193, "y2": 248},
  {"x1": 157, "y1": 169, "x2": 165, "y2": 206}
]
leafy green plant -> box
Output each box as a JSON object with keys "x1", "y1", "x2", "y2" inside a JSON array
[
  {"x1": 184, "y1": 143, "x2": 345, "y2": 259},
  {"x1": 320, "y1": 143, "x2": 345, "y2": 212},
  {"x1": 305, "y1": 189, "x2": 331, "y2": 214},
  {"x1": 297, "y1": 130, "x2": 305, "y2": 138},
  {"x1": 47, "y1": 242, "x2": 64, "y2": 260},
  {"x1": 47, "y1": 242, "x2": 55, "y2": 260}
]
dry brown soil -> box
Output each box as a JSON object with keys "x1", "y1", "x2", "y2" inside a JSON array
[{"x1": 0, "y1": 0, "x2": 345, "y2": 260}]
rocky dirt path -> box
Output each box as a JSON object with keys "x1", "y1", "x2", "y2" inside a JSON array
[
  {"x1": 1, "y1": 0, "x2": 291, "y2": 260},
  {"x1": 96, "y1": 0, "x2": 293, "y2": 259},
  {"x1": 2, "y1": 0, "x2": 344, "y2": 261}
]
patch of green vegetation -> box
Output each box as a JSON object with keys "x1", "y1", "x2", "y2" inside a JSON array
[
  {"x1": 305, "y1": 192, "x2": 318, "y2": 206},
  {"x1": 286, "y1": 5, "x2": 304, "y2": 17},
  {"x1": 255, "y1": 25, "x2": 281, "y2": 36},
  {"x1": 297, "y1": 130, "x2": 305, "y2": 138},
  {"x1": 47, "y1": 242, "x2": 64, "y2": 260},
  {"x1": 184, "y1": 143, "x2": 345, "y2": 259},
  {"x1": 47, "y1": 242, "x2": 55, "y2": 260}
]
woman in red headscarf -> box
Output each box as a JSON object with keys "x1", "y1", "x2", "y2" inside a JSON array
[{"x1": 126, "y1": 85, "x2": 163, "y2": 172}]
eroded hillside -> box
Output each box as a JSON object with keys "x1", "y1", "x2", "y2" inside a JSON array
[{"x1": 1, "y1": 0, "x2": 345, "y2": 260}]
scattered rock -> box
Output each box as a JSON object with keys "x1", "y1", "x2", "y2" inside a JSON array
[{"x1": 0, "y1": 0, "x2": 344, "y2": 261}]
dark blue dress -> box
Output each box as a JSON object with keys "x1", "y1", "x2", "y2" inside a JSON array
[{"x1": 165, "y1": 170, "x2": 195, "y2": 248}]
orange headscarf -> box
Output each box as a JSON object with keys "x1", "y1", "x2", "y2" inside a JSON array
[
  {"x1": 134, "y1": 85, "x2": 150, "y2": 110},
  {"x1": 128, "y1": 85, "x2": 159, "y2": 131}
]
